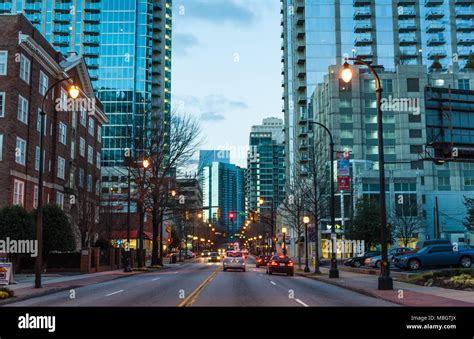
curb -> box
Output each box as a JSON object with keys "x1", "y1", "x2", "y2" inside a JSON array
[
  {"x1": 295, "y1": 272, "x2": 406, "y2": 306},
  {"x1": 0, "y1": 268, "x2": 163, "y2": 306}
]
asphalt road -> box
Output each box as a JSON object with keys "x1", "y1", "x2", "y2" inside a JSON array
[{"x1": 6, "y1": 256, "x2": 397, "y2": 307}]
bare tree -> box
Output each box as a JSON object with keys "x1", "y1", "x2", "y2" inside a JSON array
[{"x1": 390, "y1": 205, "x2": 424, "y2": 247}]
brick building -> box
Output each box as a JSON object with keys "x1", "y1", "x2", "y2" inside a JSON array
[{"x1": 0, "y1": 14, "x2": 107, "y2": 249}]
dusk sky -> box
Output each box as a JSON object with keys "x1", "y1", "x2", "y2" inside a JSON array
[{"x1": 172, "y1": 0, "x2": 282, "y2": 167}]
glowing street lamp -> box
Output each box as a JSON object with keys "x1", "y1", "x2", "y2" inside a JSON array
[
  {"x1": 303, "y1": 217, "x2": 310, "y2": 272},
  {"x1": 282, "y1": 227, "x2": 287, "y2": 256}
]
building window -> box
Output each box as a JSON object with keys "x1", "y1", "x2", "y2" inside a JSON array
[
  {"x1": 57, "y1": 156, "x2": 65, "y2": 179},
  {"x1": 88, "y1": 145, "x2": 94, "y2": 164},
  {"x1": 80, "y1": 110, "x2": 86, "y2": 126},
  {"x1": 35, "y1": 146, "x2": 40, "y2": 171},
  {"x1": 411, "y1": 161, "x2": 424, "y2": 170},
  {"x1": 0, "y1": 51, "x2": 7, "y2": 75},
  {"x1": 96, "y1": 152, "x2": 101, "y2": 169},
  {"x1": 88, "y1": 118, "x2": 94, "y2": 136},
  {"x1": 464, "y1": 177, "x2": 474, "y2": 188},
  {"x1": 71, "y1": 140, "x2": 75, "y2": 160},
  {"x1": 340, "y1": 99, "x2": 351, "y2": 108},
  {"x1": 340, "y1": 130, "x2": 353, "y2": 139},
  {"x1": 39, "y1": 71, "x2": 49, "y2": 96},
  {"x1": 438, "y1": 176, "x2": 450, "y2": 189},
  {"x1": 79, "y1": 168, "x2": 84, "y2": 188},
  {"x1": 0, "y1": 92, "x2": 5, "y2": 117},
  {"x1": 407, "y1": 78, "x2": 419, "y2": 92},
  {"x1": 71, "y1": 111, "x2": 77, "y2": 129},
  {"x1": 79, "y1": 137, "x2": 85, "y2": 157},
  {"x1": 368, "y1": 146, "x2": 378, "y2": 155},
  {"x1": 17, "y1": 95, "x2": 29, "y2": 124},
  {"x1": 56, "y1": 192, "x2": 64, "y2": 210},
  {"x1": 97, "y1": 126, "x2": 101, "y2": 142},
  {"x1": 33, "y1": 185, "x2": 38, "y2": 209},
  {"x1": 19, "y1": 54, "x2": 31, "y2": 84},
  {"x1": 409, "y1": 129, "x2": 422, "y2": 138},
  {"x1": 58, "y1": 122, "x2": 67, "y2": 145},
  {"x1": 434, "y1": 79, "x2": 445, "y2": 87},
  {"x1": 459, "y1": 79, "x2": 470, "y2": 90},
  {"x1": 95, "y1": 181, "x2": 100, "y2": 196},
  {"x1": 410, "y1": 145, "x2": 423, "y2": 154},
  {"x1": 365, "y1": 99, "x2": 377, "y2": 109},
  {"x1": 15, "y1": 137, "x2": 26, "y2": 165},
  {"x1": 408, "y1": 114, "x2": 421, "y2": 123},
  {"x1": 0, "y1": 134, "x2": 2, "y2": 161},
  {"x1": 87, "y1": 174, "x2": 93, "y2": 192},
  {"x1": 13, "y1": 179, "x2": 25, "y2": 206},
  {"x1": 382, "y1": 79, "x2": 393, "y2": 93},
  {"x1": 384, "y1": 146, "x2": 396, "y2": 154}
]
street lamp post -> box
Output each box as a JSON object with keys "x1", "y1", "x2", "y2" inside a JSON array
[
  {"x1": 124, "y1": 159, "x2": 132, "y2": 272},
  {"x1": 303, "y1": 217, "x2": 310, "y2": 272},
  {"x1": 35, "y1": 78, "x2": 79, "y2": 288},
  {"x1": 308, "y1": 121, "x2": 339, "y2": 278},
  {"x1": 342, "y1": 58, "x2": 393, "y2": 290},
  {"x1": 282, "y1": 227, "x2": 287, "y2": 256}
]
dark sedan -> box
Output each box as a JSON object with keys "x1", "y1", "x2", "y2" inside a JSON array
[
  {"x1": 256, "y1": 255, "x2": 270, "y2": 268},
  {"x1": 344, "y1": 251, "x2": 380, "y2": 268},
  {"x1": 208, "y1": 252, "x2": 221, "y2": 263},
  {"x1": 266, "y1": 254, "x2": 294, "y2": 276}
]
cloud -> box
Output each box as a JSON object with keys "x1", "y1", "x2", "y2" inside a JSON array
[
  {"x1": 176, "y1": 0, "x2": 257, "y2": 25},
  {"x1": 173, "y1": 33, "x2": 199, "y2": 57},
  {"x1": 173, "y1": 94, "x2": 249, "y2": 122}
]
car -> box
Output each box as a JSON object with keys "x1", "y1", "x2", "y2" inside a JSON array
[
  {"x1": 363, "y1": 247, "x2": 412, "y2": 268},
  {"x1": 208, "y1": 252, "x2": 221, "y2": 263},
  {"x1": 223, "y1": 251, "x2": 246, "y2": 272},
  {"x1": 344, "y1": 251, "x2": 380, "y2": 268},
  {"x1": 266, "y1": 254, "x2": 294, "y2": 276},
  {"x1": 394, "y1": 244, "x2": 474, "y2": 270},
  {"x1": 413, "y1": 239, "x2": 451, "y2": 253},
  {"x1": 256, "y1": 255, "x2": 271, "y2": 268},
  {"x1": 201, "y1": 250, "x2": 210, "y2": 258},
  {"x1": 179, "y1": 249, "x2": 195, "y2": 259}
]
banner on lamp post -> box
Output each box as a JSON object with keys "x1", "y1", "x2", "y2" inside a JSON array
[{"x1": 336, "y1": 151, "x2": 351, "y2": 191}]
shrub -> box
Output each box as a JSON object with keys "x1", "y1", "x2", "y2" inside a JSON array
[{"x1": 0, "y1": 287, "x2": 14, "y2": 299}]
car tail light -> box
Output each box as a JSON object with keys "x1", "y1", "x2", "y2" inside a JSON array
[
  {"x1": 271, "y1": 261, "x2": 278, "y2": 266},
  {"x1": 288, "y1": 261, "x2": 294, "y2": 267},
  {"x1": 278, "y1": 254, "x2": 285, "y2": 259},
  {"x1": 257, "y1": 259, "x2": 262, "y2": 262}
]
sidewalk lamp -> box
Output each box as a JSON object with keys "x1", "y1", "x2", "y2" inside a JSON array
[
  {"x1": 35, "y1": 79, "x2": 80, "y2": 288},
  {"x1": 282, "y1": 227, "x2": 287, "y2": 256},
  {"x1": 342, "y1": 58, "x2": 393, "y2": 290},
  {"x1": 303, "y1": 216, "x2": 310, "y2": 272}
]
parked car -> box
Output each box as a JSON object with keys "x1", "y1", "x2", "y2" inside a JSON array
[
  {"x1": 256, "y1": 255, "x2": 271, "y2": 268},
  {"x1": 344, "y1": 251, "x2": 381, "y2": 268},
  {"x1": 413, "y1": 239, "x2": 451, "y2": 253},
  {"x1": 180, "y1": 250, "x2": 195, "y2": 259},
  {"x1": 394, "y1": 244, "x2": 474, "y2": 270},
  {"x1": 208, "y1": 252, "x2": 221, "y2": 263},
  {"x1": 364, "y1": 247, "x2": 412, "y2": 268},
  {"x1": 266, "y1": 254, "x2": 294, "y2": 276},
  {"x1": 223, "y1": 251, "x2": 246, "y2": 272}
]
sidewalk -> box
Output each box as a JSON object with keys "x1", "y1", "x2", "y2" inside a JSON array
[
  {"x1": 296, "y1": 267, "x2": 474, "y2": 307},
  {"x1": 0, "y1": 266, "x2": 170, "y2": 305}
]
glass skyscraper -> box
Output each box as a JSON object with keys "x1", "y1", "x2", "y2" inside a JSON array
[{"x1": 0, "y1": 0, "x2": 172, "y2": 171}]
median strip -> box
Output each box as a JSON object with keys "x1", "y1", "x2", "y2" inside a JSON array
[{"x1": 178, "y1": 269, "x2": 219, "y2": 307}]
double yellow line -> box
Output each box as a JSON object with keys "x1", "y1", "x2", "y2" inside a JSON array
[{"x1": 178, "y1": 268, "x2": 219, "y2": 307}]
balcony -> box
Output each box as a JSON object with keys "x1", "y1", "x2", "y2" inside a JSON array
[
  {"x1": 426, "y1": 22, "x2": 445, "y2": 32},
  {"x1": 397, "y1": 0, "x2": 416, "y2": 4},
  {"x1": 354, "y1": 22, "x2": 372, "y2": 32},
  {"x1": 299, "y1": 111, "x2": 308, "y2": 125},
  {"x1": 427, "y1": 49, "x2": 447, "y2": 59},
  {"x1": 458, "y1": 36, "x2": 474, "y2": 45},
  {"x1": 84, "y1": 25, "x2": 100, "y2": 35},
  {"x1": 427, "y1": 36, "x2": 446, "y2": 45},
  {"x1": 399, "y1": 36, "x2": 417, "y2": 45},
  {"x1": 83, "y1": 48, "x2": 99, "y2": 57},
  {"x1": 425, "y1": 0, "x2": 444, "y2": 6},
  {"x1": 297, "y1": 30, "x2": 305, "y2": 39},
  {"x1": 24, "y1": 4, "x2": 42, "y2": 14},
  {"x1": 299, "y1": 140, "x2": 308, "y2": 150},
  {"x1": 84, "y1": 14, "x2": 100, "y2": 23},
  {"x1": 353, "y1": 0, "x2": 371, "y2": 6},
  {"x1": 54, "y1": 14, "x2": 70, "y2": 23},
  {"x1": 299, "y1": 127, "x2": 308, "y2": 138},
  {"x1": 53, "y1": 39, "x2": 69, "y2": 47},
  {"x1": 455, "y1": 0, "x2": 473, "y2": 3},
  {"x1": 457, "y1": 48, "x2": 474, "y2": 58},
  {"x1": 355, "y1": 36, "x2": 373, "y2": 46},
  {"x1": 354, "y1": 9, "x2": 371, "y2": 20},
  {"x1": 357, "y1": 49, "x2": 374, "y2": 58},
  {"x1": 83, "y1": 36, "x2": 100, "y2": 46},
  {"x1": 399, "y1": 48, "x2": 419, "y2": 58},
  {"x1": 398, "y1": 22, "x2": 417, "y2": 32},
  {"x1": 455, "y1": 9, "x2": 474, "y2": 19},
  {"x1": 456, "y1": 22, "x2": 474, "y2": 32},
  {"x1": 84, "y1": 1, "x2": 101, "y2": 13},
  {"x1": 425, "y1": 9, "x2": 444, "y2": 20},
  {"x1": 53, "y1": 26, "x2": 70, "y2": 35},
  {"x1": 55, "y1": 2, "x2": 72, "y2": 12},
  {"x1": 399, "y1": 9, "x2": 417, "y2": 19}
]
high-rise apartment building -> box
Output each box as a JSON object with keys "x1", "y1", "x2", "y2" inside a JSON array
[
  {"x1": 246, "y1": 118, "x2": 286, "y2": 215},
  {"x1": 281, "y1": 0, "x2": 474, "y2": 244},
  {"x1": 0, "y1": 0, "x2": 172, "y2": 172}
]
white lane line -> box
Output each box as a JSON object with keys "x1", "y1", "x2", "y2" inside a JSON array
[
  {"x1": 295, "y1": 298, "x2": 309, "y2": 307},
  {"x1": 105, "y1": 290, "x2": 124, "y2": 297},
  {"x1": 173, "y1": 271, "x2": 179, "y2": 274},
  {"x1": 270, "y1": 281, "x2": 276, "y2": 285},
  {"x1": 152, "y1": 277, "x2": 161, "y2": 281}
]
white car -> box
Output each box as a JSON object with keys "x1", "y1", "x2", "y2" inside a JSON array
[{"x1": 223, "y1": 251, "x2": 246, "y2": 272}]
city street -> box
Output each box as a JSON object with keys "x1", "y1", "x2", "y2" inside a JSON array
[{"x1": 6, "y1": 256, "x2": 396, "y2": 307}]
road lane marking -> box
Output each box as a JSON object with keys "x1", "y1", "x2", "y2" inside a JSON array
[
  {"x1": 295, "y1": 299, "x2": 309, "y2": 307},
  {"x1": 270, "y1": 281, "x2": 276, "y2": 285},
  {"x1": 178, "y1": 268, "x2": 220, "y2": 307},
  {"x1": 173, "y1": 272, "x2": 179, "y2": 274},
  {"x1": 105, "y1": 290, "x2": 124, "y2": 297},
  {"x1": 152, "y1": 278, "x2": 161, "y2": 281}
]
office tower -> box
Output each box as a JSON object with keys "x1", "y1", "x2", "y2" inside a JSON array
[
  {"x1": 281, "y1": 0, "x2": 474, "y2": 244},
  {"x1": 246, "y1": 118, "x2": 286, "y2": 215},
  {"x1": 199, "y1": 149, "x2": 230, "y2": 169},
  {"x1": 0, "y1": 0, "x2": 172, "y2": 176},
  {"x1": 200, "y1": 154, "x2": 245, "y2": 242}
]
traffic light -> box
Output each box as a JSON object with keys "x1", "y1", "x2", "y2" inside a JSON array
[{"x1": 229, "y1": 212, "x2": 235, "y2": 222}]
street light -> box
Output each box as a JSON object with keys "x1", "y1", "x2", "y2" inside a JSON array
[
  {"x1": 282, "y1": 227, "x2": 287, "y2": 256},
  {"x1": 303, "y1": 216, "x2": 310, "y2": 272},
  {"x1": 35, "y1": 78, "x2": 79, "y2": 288},
  {"x1": 308, "y1": 121, "x2": 339, "y2": 279},
  {"x1": 342, "y1": 58, "x2": 393, "y2": 290}
]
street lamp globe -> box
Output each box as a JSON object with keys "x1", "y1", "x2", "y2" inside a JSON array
[
  {"x1": 69, "y1": 85, "x2": 80, "y2": 99},
  {"x1": 282, "y1": 227, "x2": 287, "y2": 234},
  {"x1": 142, "y1": 158, "x2": 150, "y2": 169},
  {"x1": 303, "y1": 216, "x2": 310, "y2": 224},
  {"x1": 341, "y1": 62, "x2": 353, "y2": 83}
]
